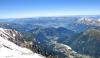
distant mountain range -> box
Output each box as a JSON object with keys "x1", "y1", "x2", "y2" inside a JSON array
[{"x1": 0, "y1": 16, "x2": 100, "y2": 58}]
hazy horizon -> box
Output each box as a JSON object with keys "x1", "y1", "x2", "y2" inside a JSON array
[{"x1": 0, "y1": 0, "x2": 100, "y2": 18}]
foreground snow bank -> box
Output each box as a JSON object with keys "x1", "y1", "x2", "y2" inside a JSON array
[{"x1": 0, "y1": 54, "x2": 44, "y2": 58}]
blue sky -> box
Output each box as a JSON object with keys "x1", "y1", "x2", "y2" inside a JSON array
[{"x1": 0, "y1": 0, "x2": 100, "y2": 18}]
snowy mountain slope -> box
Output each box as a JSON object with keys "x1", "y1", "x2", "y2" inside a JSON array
[
  {"x1": 0, "y1": 28, "x2": 25, "y2": 46},
  {"x1": 0, "y1": 28, "x2": 45, "y2": 58}
]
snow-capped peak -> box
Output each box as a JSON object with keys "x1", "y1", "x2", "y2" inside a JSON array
[{"x1": 77, "y1": 17, "x2": 100, "y2": 26}]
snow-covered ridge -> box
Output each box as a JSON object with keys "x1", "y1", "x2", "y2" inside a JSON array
[
  {"x1": 77, "y1": 17, "x2": 100, "y2": 26},
  {"x1": 0, "y1": 28, "x2": 45, "y2": 58}
]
